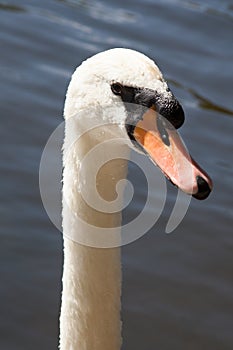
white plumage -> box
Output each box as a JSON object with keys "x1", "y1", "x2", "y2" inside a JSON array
[{"x1": 59, "y1": 48, "x2": 212, "y2": 350}]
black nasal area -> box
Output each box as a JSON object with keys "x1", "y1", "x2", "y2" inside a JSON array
[
  {"x1": 114, "y1": 84, "x2": 185, "y2": 130},
  {"x1": 158, "y1": 99, "x2": 185, "y2": 129},
  {"x1": 192, "y1": 176, "x2": 211, "y2": 200}
]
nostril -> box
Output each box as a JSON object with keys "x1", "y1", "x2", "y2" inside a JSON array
[{"x1": 193, "y1": 176, "x2": 212, "y2": 200}]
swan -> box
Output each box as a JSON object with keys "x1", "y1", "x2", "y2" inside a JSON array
[{"x1": 60, "y1": 48, "x2": 212, "y2": 350}]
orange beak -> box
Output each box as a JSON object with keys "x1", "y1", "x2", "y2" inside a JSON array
[{"x1": 133, "y1": 109, "x2": 213, "y2": 199}]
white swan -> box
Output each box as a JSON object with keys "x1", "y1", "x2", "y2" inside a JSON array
[{"x1": 60, "y1": 48, "x2": 212, "y2": 350}]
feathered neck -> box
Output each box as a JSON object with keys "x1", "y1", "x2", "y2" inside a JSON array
[{"x1": 60, "y1": 105, "x2": 130, "y2": 349}]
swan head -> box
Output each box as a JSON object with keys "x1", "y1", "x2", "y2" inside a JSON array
[{"x1": 64, "y1": 48, "x2": 212, "y2": 200}]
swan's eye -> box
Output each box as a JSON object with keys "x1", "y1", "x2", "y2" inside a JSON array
[{"x1": 111, "y1": 83, "x2": 122, "y2": 95}]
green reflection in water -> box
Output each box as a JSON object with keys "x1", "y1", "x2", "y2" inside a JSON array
[
  {"x1": 169, "y1": 79, "x2": 233, "y2": 117},
  {"x1": 0, "y1": 3, "x2": 25, "y2": 12}
]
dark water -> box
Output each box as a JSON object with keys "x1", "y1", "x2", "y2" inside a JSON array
[{"x1": 1, "y1": 0, "x2": 233, "y2": 349}]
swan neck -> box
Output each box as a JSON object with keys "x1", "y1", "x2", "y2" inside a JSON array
[{"x1": 60, "y1": 123, "x2": 130, "y2": 350}]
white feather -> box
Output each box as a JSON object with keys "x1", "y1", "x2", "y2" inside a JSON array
[{"x1": 60, "y1": 48, "x2": 168, "y2": 350}]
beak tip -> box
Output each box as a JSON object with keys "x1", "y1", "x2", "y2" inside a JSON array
[{"x1": 192, "y1": 175, "x2": 212, "y2": 200}]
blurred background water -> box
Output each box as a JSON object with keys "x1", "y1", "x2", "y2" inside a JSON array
[{"x1": 0, "y1": 0, "x2": 233, "y2": 349}]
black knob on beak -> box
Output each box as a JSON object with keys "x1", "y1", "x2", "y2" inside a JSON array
[
  {"x1": 192, "y1": 176, "x2": 212, "y2": 200},
  {"x1": 158, "y1": 99, "x2": 185, "y2": 129}
]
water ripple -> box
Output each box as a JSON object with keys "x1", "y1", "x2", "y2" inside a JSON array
[{"x1": 0, "y1": 3, "x2": 26, "y2": 12}]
